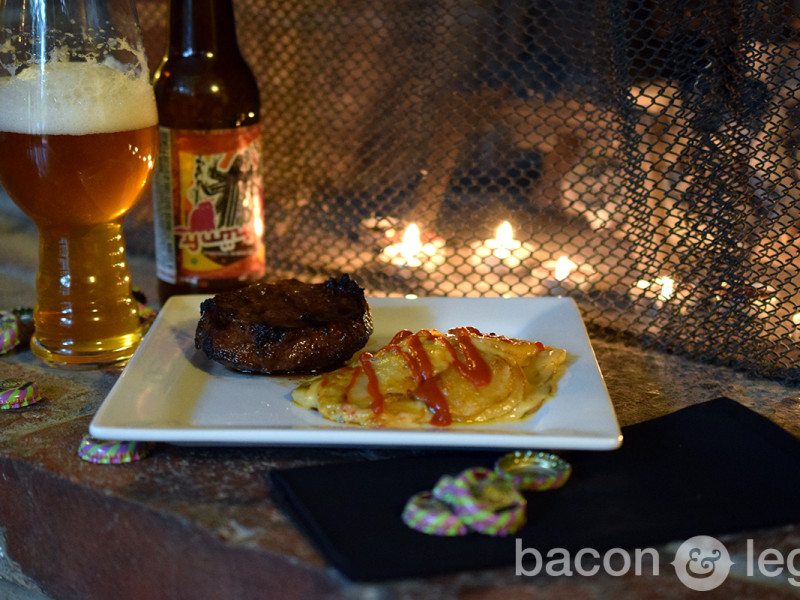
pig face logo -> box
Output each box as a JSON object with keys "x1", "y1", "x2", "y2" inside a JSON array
[{"x1": 671, "y1": 535, "x2": 733, "y2": 591}]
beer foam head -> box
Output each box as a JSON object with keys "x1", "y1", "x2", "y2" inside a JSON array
[{"x1": 0, "y1": 60, "x2": 157, "y2": 135}]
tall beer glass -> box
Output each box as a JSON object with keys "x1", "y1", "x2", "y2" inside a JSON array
[{"x1": 0, "y1": 0, "x2": 158, "y2": 368}]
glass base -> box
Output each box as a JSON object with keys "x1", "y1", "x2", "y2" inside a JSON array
[{"x1": 30, "y1": 335, "x2": 141, "y2": 370}]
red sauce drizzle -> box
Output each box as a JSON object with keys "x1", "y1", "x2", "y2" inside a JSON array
[
  {"x1": 447, "y1": 327, "x2": 492, "y2": 386},
  {"x1": 344, "y1": 366, "x2": 362, "y2": 396},
  {"x1": 389, "y1": 329, "x2": 414, "y2": 345},
  {"x1": 358, "y1": 352, "x2": 384, "y2": 415},
  {"x1": 356, "y1": 328, "x2": 509, "y2": 427},
  {"x1": 406, "y1": 333, "x2": 452, "y2": 426}
]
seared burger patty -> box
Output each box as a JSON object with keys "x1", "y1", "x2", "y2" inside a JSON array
[{"x1": 195, "y1": 275, "x2": 373, "y2": 374}]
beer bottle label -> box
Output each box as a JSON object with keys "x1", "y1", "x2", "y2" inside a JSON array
[{"x1": 152, "y1": 124, "x2": 266, "y2": 285}]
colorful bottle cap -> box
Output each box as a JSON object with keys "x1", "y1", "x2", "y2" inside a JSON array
[
  {"x1": 433, "y1": 467, "x2": 527, "y2": 536},
  {"x1": 77, "y1": 435, "x2": 151, "y2": 465},
  {"x1": 0, "y1": 311, "x2": 20, "y2": 355},
  {"x1": 495, "y1": 451, "x2": 572, "y2": 491},
  {"x1": 0, "y1": 308, "x2": 34, "y2": 355},
  {"x1": 0, "y1": 378, "x2": 41, "y2": 409},
  {"x1": 138, "y1": 304, "x2": 158, "y2": 328},
  {"x1": 13, "y1": 306, "x2": 34, "y2": 342},
  {"x1": 401, "y1": 491, "x2": 469, "y2": 536}
]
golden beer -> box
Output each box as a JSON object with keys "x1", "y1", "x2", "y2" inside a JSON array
[{"x1": 0, "y1": 60, "x2": 158, "y2": 367}]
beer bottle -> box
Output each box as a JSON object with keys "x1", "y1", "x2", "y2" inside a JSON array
[{"x1": 151, "y1": 0, "x2": 266, "y2": 303}]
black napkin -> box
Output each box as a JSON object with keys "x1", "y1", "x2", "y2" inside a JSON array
[{"x1": 269, "y1": 398, "x2": 800, "y2": 581}]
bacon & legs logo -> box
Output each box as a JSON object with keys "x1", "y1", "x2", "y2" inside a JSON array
[{"x1": 671, "y1": 535, "x2": 734, "y2": 591}]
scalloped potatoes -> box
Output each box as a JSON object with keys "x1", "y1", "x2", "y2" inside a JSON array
[{"x1": 291, "y1": 327, "x2": 567, "y2": 427}]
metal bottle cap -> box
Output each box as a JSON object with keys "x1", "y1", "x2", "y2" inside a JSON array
[
  {"x1": 0, "y1": 378, "x2": 41, "y2": 410},
  {"x1": 401, "y1": 491, "x2": 469, "y2": 536},
  {"x1": 0, "y1": 312, "x2": 20, "y2": 355},
  {"x1": 495, "y1": 451, "x2": 572, "y2": 491},
  {"x1": 433, "y1": 467, "x2": 527, "y2": 536},
  {"x1": 77, "y1": 435, "x2": 152, "y2": 465}
]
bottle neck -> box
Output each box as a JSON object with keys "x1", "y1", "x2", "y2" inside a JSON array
[{"x1": 167, "y1": 0, "x2": 240, "y2": 57}]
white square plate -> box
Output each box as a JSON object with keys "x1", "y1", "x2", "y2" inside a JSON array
[{"x1": 90, "y1": 295, "x2": 622, "y2": 450}]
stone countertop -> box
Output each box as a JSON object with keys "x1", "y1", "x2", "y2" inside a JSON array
[{"x1": 2, "y1": 191, "x2": 800, "y2": 600}]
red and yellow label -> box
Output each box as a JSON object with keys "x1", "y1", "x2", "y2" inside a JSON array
[{"x1": 153, "y1": 124, "x2": 265, "y2": 284}]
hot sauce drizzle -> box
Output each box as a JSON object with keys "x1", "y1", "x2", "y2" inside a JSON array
[
  {"x1": 406, "y1": 332, "x2": 452, "y2": 426},
  {"x1": 353, "y1": 327, "x2": 529, "y2": 427},
  {"x1": 389, "y1": 329, "x2": 414, "y2": 345},
  {"x1": 344, "y1": 366, "x2": 362, "y2": 395},
  {"x1": 357, "y1": 352, "x2": 384, "y2": 415},
  {"x1": 447, "y1": 327, "x2": 492, "y2": 386}
]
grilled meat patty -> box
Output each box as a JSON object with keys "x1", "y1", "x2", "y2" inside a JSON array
[{"x1": 194, "y1": 275, "x2": 373, "y2": 374}]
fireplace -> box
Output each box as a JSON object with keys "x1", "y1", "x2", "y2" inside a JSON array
[{"x1": 136, "y1": 0, "x2": 800, "y2": 382}]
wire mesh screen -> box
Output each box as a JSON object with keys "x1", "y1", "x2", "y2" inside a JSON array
[{"x1": 137, "y1": 0, "x2": 800, "y2": 382}]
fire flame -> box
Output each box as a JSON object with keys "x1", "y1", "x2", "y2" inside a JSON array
[
  {"x1": 383, "y1": 223, "x2": 439, "y2": 267},
  {"x1": 485, "y1": 221, "x2": 521, "y2": 259},
  {"x1": 635, "y1": 275, "x2": 675, "y2": 301},
  {"x1": 553, "y1": 256, "x2": 577, "y2": 281}
]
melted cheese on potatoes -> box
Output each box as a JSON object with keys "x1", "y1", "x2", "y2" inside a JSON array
[{"x1": 291, "y1": 327, "x2": 567, "y2": 427}]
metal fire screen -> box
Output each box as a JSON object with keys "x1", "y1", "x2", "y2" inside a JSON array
[{"x1": 137, "y1": 0, "x2": 800, "y2": 382}]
